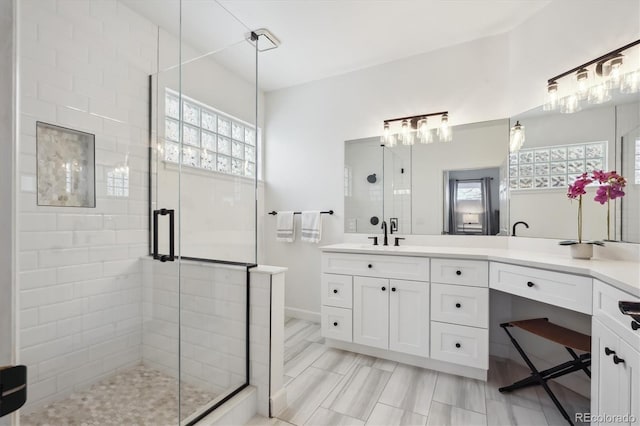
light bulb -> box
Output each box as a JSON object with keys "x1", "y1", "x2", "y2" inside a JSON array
[
  {"x1": 381, "y1": 122, "x2": 390, "y2": 144},
  {"x1": 543, "y1": 81, "x2": 559, "y2": 111},
  {"x1": 509, "y1": 121, "x2": 525, "y2": 152},
  {"x1": 439, "y1": 113, "x2": 451, "y2": 142},
  {"x1": 576, "y1": 69, "x2": 589, "y2": 99}
]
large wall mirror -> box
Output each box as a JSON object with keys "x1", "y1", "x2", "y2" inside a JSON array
[
  {"x1": 509, "y1": 96, "x2": 640, "y2": 243},
  {"x1": 344, "y1": 119, "x2": 510, "y2": 235}
]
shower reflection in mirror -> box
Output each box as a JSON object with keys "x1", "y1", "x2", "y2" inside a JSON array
[{"x1": 443, "y1": 168, "x2": 501, "y2": 235}]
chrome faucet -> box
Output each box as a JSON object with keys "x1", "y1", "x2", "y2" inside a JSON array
[
  {"x1": 512, "y1": 221, "x2": 529, "y2": 237},
  {"x1": 381, "y1": 221, "x2": 389, "y2": 246}
]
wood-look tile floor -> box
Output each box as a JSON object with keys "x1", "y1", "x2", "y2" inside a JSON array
[{"x1": 248, "y1": 318, "x2": 590, "y2": 426}]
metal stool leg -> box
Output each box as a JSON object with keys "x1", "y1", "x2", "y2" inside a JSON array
[{"x1": 500, "y1": 324, "x2": 575, "y2": 426}]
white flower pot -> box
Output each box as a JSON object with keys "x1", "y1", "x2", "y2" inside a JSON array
[{"x1": 570, "y1": 243, "x2": 593, "y2": 260}]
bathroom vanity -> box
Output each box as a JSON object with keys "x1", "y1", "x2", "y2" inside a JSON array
[{"x1": 320, "y1": 244, "x2": 640, "y2": 425}]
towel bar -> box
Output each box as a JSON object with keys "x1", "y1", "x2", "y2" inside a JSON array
[{"x1": 269, "y1": 210, "x2": 334, "y2": 215}]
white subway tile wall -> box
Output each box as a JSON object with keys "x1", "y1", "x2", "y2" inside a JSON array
[
  {"x1": 18, "y1": 0, "x2": 157, "y2": 411},
  {"x1": 141, "y1": 259, "x2": 249, "y2": 399}
]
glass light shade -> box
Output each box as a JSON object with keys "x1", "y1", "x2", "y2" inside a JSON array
[
  {"x1": 387, "y1": 133, "x2": 397, "y2": 147},
  {"x1": 576, "y1": 69, "x2": 589, "y2": 99},
  {"x1": 509, "y1": 121, "x2": 525, "y2": 152},
  {"x1": 621, "y1": 70, "x2": 640, "y2": 94},
  {"x1": 607, "y1": 55, "x2": 624, "y2": 88},
  {"x1": 543, "y1": 81, "x2": 559, "y2": 111},
  {"x1": 587, "y1": 82, "x2": 611, "y2": 104},
  {"x1": 560, "y1": 94, "x2": 582, "y2": 114},
  {"x1": 400, "y1": 120, "x2": 409, "y2": 143},
  {"x1": 420, "y1": 128, "x2": 434, "y2": 144},
  {"x1": 439, "y1": 114, "x2": 452, "y2": 142}
]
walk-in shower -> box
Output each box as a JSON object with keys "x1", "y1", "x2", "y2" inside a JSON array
[{"x1": 16, "y1": 0, "x2": 263, "y2": 424}]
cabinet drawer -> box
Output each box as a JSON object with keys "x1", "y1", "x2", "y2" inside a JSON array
[
  {"x1": 322, "y1": 253, "x2": 429, "y2": 281},
  {"x1": 431, "y1": 259, "x2": 489, "y2": 287},
  {"x1": 593, "y1": 280, "x2": 640, "y2": 351},
  {"x1": 321, "y1": 306, "x2": 353, "y2": 342},
  {"x1": 430, "y1": 322, "x2": 488, "y2": 369},
  {"x1": 489, "y1": 262, "x2": 592, "y2": 314},
  {"x1": 431, "y1": 283, "x2": 488, "y2": 328},
  {"x1": 321, "y1": 274, "x2": 353, "y2": 308}
]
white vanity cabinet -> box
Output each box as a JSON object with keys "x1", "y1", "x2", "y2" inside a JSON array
[
  {"x1": 591, "y1": 282, "x2": 640, "y2": 426},
  {"x1": 352, "y1": 276, "x2": 430, "y2": 356}
]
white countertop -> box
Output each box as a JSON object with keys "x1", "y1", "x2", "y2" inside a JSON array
[{"x1": 321, "y1": 243, "x2": 640, "y2": 297}]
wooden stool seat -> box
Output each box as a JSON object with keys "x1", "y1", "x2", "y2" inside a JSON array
[{"x1": 507, "y1": 318, "x2": 591, "y2": 352}]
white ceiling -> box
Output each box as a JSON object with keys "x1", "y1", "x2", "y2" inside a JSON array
[{"x1": 122, "y1": 0, "x2": 551, "y2": 92}]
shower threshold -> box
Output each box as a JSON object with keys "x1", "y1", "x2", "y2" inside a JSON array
[{"x1": 21, "y1": 364, "x2": 219, "y2": 426}]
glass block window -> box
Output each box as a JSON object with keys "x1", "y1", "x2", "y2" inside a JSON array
[
  {"x1": 635, "y1": 139, "x2": 640, "y2": 184},
  {"x1": 509, "y1": 141, "x2": 607, "y2": 190},
  {"x1": 107, "y1": 167, "x2": 129, "y2": 197},
  {"x1": 164, "y1": 89, "x2": 257, "y2": 178}
]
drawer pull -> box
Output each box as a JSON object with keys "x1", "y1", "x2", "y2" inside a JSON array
[
  {"x1": 368, "y1": 264, "x2": 373, "y2": 269},
  {"x1": 605, "y1": 347, "x2": 616, "y2": 356},
  {"x1": 632, "y1": 321, "x2": 640, "y2": 331},
  {"x1": 527, "y1": 281, "x2": 535, "y2": 288},
  {"x1": 381, "y1": 286, "x2": 386, "y2": 291},
  {"x1": 613, "y1": 355, "x2": 625, "y2": 365},
  {"x1": 333, "y1": 321, "x2": 338, "y2": 327},
  {"x1": 391, "y1": 287, "x2": 396, "y2": 292},
  {"x1": 456, "y1": 270, "x2": 462, "y2": 276},
  {"x1": 455, "y1": 343, "x2": 461, "y2": 348},
  {"x1": 455, "y1": 303, "x2": 461, "y2": 308},
  {"x1": 333, "y1": 289, "x2": 338, "y2": 294}
]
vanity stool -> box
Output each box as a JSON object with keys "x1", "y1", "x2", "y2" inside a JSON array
[
  {"x1": 0, "y1": 365, "x2": 27, "y2": 418},
  {"x1": 499, "y1": 318, "x2": 591, "y2": 426}
]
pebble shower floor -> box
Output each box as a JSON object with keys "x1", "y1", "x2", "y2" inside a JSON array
[{"x1": 20, "y1": 364, "x2": 217, "y2": 426}]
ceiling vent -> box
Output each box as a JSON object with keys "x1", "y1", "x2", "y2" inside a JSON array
[{"x1": 247, "y1": 28, "x2": 280, "y2": 52}]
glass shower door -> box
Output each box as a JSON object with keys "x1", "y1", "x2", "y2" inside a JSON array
[{"x1": 149, "y1": 1, "x2": 259, "y2": 423}]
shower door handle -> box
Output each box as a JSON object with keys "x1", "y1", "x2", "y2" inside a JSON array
[{"x1": 153, "y1": 209, "x2": 175, "y2": 262}]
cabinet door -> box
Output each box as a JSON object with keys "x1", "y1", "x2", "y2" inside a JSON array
[
  {"x1": 591, "y1": 319, "x2": 622, "y2": 425},
  {"x1": 389, "y1": 280, "x2": 429, "y2": 357},
  {"x1": 617, "y1": 339, "x2": 640, "y2": 426},
  {"x1": 353, "y1": 276, "x2": 389, "y2": 349}
]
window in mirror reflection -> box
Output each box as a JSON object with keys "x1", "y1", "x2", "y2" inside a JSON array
[{"x1": 444, "y1": 168, "x2": 500, "y2": 236}]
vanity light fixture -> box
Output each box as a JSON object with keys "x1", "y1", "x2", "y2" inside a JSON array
[
  {"x1": 509, "y1": 121, "x2": 525, "y2": 152},
  {"x1": 545, "y1": 39, "x2": 640, "y2": 113},
  {"x1": 381, "y1": 111, "x2": 450, "y2": 146}
]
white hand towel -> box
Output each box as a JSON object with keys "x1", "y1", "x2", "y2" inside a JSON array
[
  {"x1": 301, "y1": 211, "x2": 322, "y2": 243},
  {"x1": 276, "y1": 211, "x2": 295, "y2": 243}
]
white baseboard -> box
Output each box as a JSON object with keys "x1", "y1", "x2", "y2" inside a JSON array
[
  {"x1": 285, "y1": 307, "x2": 320, "y2": 323},
  {"x1": 270, "y1": 387, "x2": 287, "y2": 417}
]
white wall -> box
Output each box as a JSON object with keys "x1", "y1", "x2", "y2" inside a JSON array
[
  {"x1": 0, "y1": 0, "x2": 15, "y2": 379},
  {"x1": 264, "y1": 1, "x2": 640, "y2": 317},
  {"x1": 16, "y1": 0, "x2": 156, "y2": 411}
]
